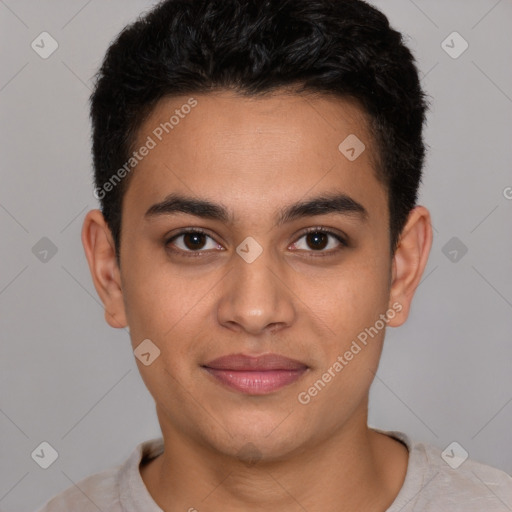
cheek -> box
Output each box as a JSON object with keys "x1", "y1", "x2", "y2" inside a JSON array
[
  {"x1": 324, "y1": 257, "x2": 391, "y2": 332},
  {"x1": 120, "y1": 245, "x2": 192, "y2": 333},
  {"x1": 304, "y1": 268, "x2": 391, "y2": 408},
  {"x1": 121, "y1": 261, "x2": 220, "y2": 376}
]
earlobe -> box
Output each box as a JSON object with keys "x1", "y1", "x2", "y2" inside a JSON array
[
  {"x1": 387, "y1": 206, "x2": 433, "y2": 327},
  {"x1": 81, "y1": 209, "x2": 128, "y2": 329}
]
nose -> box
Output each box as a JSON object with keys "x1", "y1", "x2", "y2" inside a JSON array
[{"x1": 216, "y1": 248, "x2": 296, "y2": 336}]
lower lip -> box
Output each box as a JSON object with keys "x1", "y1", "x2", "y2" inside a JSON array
[{"x1": 203, "y1": 368, "x2": 307, "y2": 395}]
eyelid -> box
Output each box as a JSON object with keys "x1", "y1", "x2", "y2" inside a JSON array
[
  {"x1": 289, "y1": 226, "x2": 348, "y2": 256},
  {"x1": 297, "y1": 226, "x2": 348, "y2": 244},
  {"x1": 165, "y1": 227, "x2": 222, "y2": 257},
  {"x1": 165, "y1": 226, "x2": 348, "y2": 257}
]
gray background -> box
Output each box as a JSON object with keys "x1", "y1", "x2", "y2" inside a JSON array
[{"x1": 1, "y1": 0, "x2": 511, "y2": 510}]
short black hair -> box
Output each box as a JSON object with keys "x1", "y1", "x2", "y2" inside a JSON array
[{"x1": 90, "y1": 0, "x2": 428, "y2": 265}]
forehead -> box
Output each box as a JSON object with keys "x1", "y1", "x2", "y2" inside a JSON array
[
  {"x1": 136, "y1": 90, "x2": 376, "y2": 159},
  {"x1": 123, "y1": 90, "x2": 386, "y2": 223}
]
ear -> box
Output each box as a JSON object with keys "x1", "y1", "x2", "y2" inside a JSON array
[
  {"x1": 81, "y1": 209, "x2": 128, "y2": 329},
  {"x1": 387, "y1": 205, "x2": 433, "y2": 327}
]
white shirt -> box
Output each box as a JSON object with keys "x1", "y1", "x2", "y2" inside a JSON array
[{"x1": 36, "y1": 429, "x2": 512, "y2": 511}]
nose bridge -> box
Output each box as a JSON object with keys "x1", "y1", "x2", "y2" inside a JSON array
[{"x1": 216, "y1": 243, "x2": 295, "y2": 334}]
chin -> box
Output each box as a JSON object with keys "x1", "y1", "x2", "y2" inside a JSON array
[{"x1": 205, "y1": 411, "x2": 309, "y2": 463}]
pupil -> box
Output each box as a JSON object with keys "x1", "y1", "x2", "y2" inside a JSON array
[
  {"x1": 307, "y1": 232, "x2": 327, "y2": 250},
  {"x1": 185, "y1": 233, "x2": 205, "y2": 250},
  {"x1": 182, "y1": 232, "x2": 329, "y2": 251}
]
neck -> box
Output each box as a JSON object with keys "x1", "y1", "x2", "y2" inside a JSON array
[{"x1": 141, "y1": 404, "x2": 408, "y2": 512}]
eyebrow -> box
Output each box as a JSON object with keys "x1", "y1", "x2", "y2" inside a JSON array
[{"x1": 144, "y1": 192, "x2": 368, "y2": 225}]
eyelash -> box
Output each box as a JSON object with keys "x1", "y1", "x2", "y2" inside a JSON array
[{"x1": 164, "y1": 227, "x2": 348, "y2": 259}]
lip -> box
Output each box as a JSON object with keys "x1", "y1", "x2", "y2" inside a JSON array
[{"x1": 202, "y1": 353, "x2": 308, "y2": 395}]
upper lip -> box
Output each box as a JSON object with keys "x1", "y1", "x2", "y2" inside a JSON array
[{"x1": 203, "y1": 353, "x2": 308, "y2": 371}]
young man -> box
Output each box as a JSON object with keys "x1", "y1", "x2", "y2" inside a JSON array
[{"x1": 38, "y1": 0, "x2": 512, "y2": 510}]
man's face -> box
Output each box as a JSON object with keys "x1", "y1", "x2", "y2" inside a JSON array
[{"x1": 117, "y1": 91, "x2": 396, "y2": 460}]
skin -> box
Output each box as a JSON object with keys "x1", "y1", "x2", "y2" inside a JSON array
[{"x1": 82, "y1": 90, "x2": 432, "y2": 512}]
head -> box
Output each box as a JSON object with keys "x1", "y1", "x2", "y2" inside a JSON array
[{"x1": 83, "y1": 0, "x2": 432, "y2": 461}]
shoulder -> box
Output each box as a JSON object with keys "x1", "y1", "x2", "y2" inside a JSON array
[
  {"x1": 418, "y1": 441, "x2": 512, "y2": 510},
  {"x1": 35, "y1": 438, "x2": 164, "y2": 512},
  {"x1": 35, "y1": 465, "x2": 122, "y2": 512},
  {"x1": 377, "y1": 429, "x2": 512, "y2": 512}
]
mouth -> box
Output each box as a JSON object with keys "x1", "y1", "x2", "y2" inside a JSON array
[{"x1": 202, "y1": 353, "x2": 309, "y2": 395}]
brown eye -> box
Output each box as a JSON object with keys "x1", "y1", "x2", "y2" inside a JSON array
[
  {"x1": 291, "y1": 228, "x2": 347, "y2": 255},
  {"x1": 305, "y1": 231, "x2": 329, "y2": 250},
  {"x1": 182, "y1": 232, "x2": 207, "y2": 250},
  {"x1": 166, "y1": 229, "x2": 222, "y2": 256}
]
